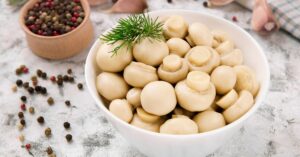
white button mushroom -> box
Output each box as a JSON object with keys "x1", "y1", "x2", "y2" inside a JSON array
[
  {"x1": 211, "y1": 30, "x2": 232, "y2": 48},
  {"x1": 234, "y1": 65, "x2": 260, "y2": 96},
  {"x1": 216, "y1": 89, "x2": 238, "y2": 109},
  {"x1": 185, "y1": 35, "x2": 196, "y2": 47},
  {"x1": 193, "y1": 110, "x2": 226, "y2": 133},
  {"x1": 163, "y1": 15, "x2": 188, "y2": 39},
  {"x1": 133, "y1": 38, "x2": 169, "y2": 66},
  {"x1": 96, "y1": 72, "x2": 129, "y2": 101},
  {"x1": 123, "y1": 62, "x2": 158, "y2": 88},
  {"x1": 173, "y1": 107, "x2": 195, "y2": 118},
  {"x1": 96, "y1": 42, "x2": 132, "y2": 72},
  {"x1": 215, "y1": 40, "x2": 234, "y2": 56},
  {"x1": 166, "y1": 38, "x2": 191, "y2": 57},
  {"x1": 221, "y1": 49, "x2": 243, "y2": 66},
  {"x1": 126, "y1": 88, "x2": 142, "y2": 108},
  {"x1": 223, "y1": 90, "x2": 254, "y2": 123},
  {"x1": 158, "y1": 55, "x2": 189, "y2": 84},
  {"x1": 141, "y1": 81, "x2": 177, "y2": 116},
  {"x1": 109, "y1": 99, "x2": 133, "y2": 123},
  {"x1": 188, "y1": 23, "x2": 213, "y2": 46},
  {"x1": 185, "y1": 46, "x2": 220, "y2": 73},
  {"x1": 131, "y1": 114, "x2": 164, "y2": 132},
  {"x1": 136, "y1": 107, "x2": 160, "y2": 123},
  {"x1": 211, "y1": 65, "x2": 237, "y2": 94},
  {"x1": 175, "y1": 71, "x2": 216, "y2": 112},
  {"x1": 160, "y1": 116, "x2": 198, "y2": 134}
]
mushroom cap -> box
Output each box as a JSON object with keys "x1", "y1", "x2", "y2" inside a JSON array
[
  {"x1": 193, "y1": 110, "x2": 225, "y2": 132},
  {"x1": 167, "y1": 38, "x2": 191, "y2": 57},
  {"x1": 133, "y1": 38, "x2": 169, "y2": 66},
  {"x1": 126, "y1": 88, "x2": 142, "y2": 108},
  {"x1": 123, "y1": 62, "x2": 158, "y2": 88},
  {"x1": 173, "y1": 107, "x2": 195, "y2": 118},
  {"x1": 185, "y1": 35, "x2": 195, "y2": 47},
  {"x1": 223, "y1": 90, "x2": 254, "y2": 123},
  {"x1": 215, "y1": 40, "x2": 234, "y2": 56},
  {"x1": 158, "y1": 55, "x2": 189, "y2": 84},
  {"x1": 160, "y1": 116, "x2": 198, "y2": 134},
  {"x1": 175, "y1": 79, "x2": 216, "y2": 112},
  {"x1": 188, "y1": 23, "x2": 213, "y2": 46},
  {"x1": 185, "y1": 46, "x2": 220, "y2": 73},
  {"x1": 211, "y1": 65, "x2": 237, "y2": 94},
  {"x1": 136, "y1": 107, "x2": 160, "y2": 123},
  {"x1": 211, "y1": 30, "x2": 232, "y2": 48},
  {"x1": 96, "y1": 42, "x2": 132, "y2": 72},
  {"x1": 234, "y1": 65, "x2": 260, "y2": 96},
  {"x1": 109, "y1": 99, "x2": 133, "y2": 123},
  {"x1": 163, "y1": 15, "x2": 188, "y2": 39},
  {"x1": 141, "y1": 81, "x2": 177, "y2": 116},
  {"x1": 131, "y1": 114, "x2": 163, "y2": 132},
  {"x1": 96, "y1": 72, "x2": 129, "y2": 101},
  {"x1": 221, "y1": 49, "x2": 243, "y2": 66},
  {"x1": 216, "y1": 89, "x2": 238, "y2": 109},
  {"x1": 186, "y1": 71, "x2": 210, "y2": 92}
]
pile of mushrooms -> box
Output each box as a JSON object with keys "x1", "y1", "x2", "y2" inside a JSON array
[{"x1": 95, "y1": 15, "x2": 260, "y2": 135}]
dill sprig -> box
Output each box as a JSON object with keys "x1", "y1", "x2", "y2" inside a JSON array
[{"x1": 100, "y1": 14, "x2": 164, "y2": 56}]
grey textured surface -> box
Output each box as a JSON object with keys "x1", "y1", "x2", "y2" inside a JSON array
[{"x1": 0, "y1": 0, "x2": 299, "y2": 156}]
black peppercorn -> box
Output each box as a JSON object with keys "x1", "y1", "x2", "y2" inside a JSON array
[
  {"x1": 35, "y1": 86, "x2": 42, "y2": 93},
  {"x1": 67, "y1": 69, "x2": 72, "y2": 74},
  {"x1": 77, "y1": 83, "x2": 83, "y2": 90},
  {"x1": 41, "y1": 72, "x2": 47, "y2": 79},
  {"x1": 45, "y1": 127, "x2": 52, "y2": 137},
  {"x1": 65, "y1": 100, "x2": 71, "y2": 106},
  {"x1": 69, "y1": 77, "x2": 74, "y2": 83},
  {"x1": 65, "y1": 134, "x2": 72, "y2": 142},
  {"x1": 57, "y1": 75, "x2": 63, "y2": 80},
  {"x1": 63, "y1": 75, "x2": 69, "y2": 82},
  {"x1": 57, "y1": 79, "x2": 63, "y2": 86},
  {"x1": 18, "y1": 112, "x2": 24, "y2": 119},
  {"x1": 21, "y1": 96, "x2": 27, "y2": 102},
  {"x1": 47, "y1": 97, "x2": 54, "y2": 105},
  {"x1": 16, "y1": 80, "x2": 23, "y2": 87},
  {"x1": 28, "y1": 87, "x2": 34, "y2": 94},
  {"x1": 41, "y1": 87, "x2": 47, "y2": 95},
  {"x1": 63, "y1": 122, "x2": 70, "y2": 129},
  {"x1": 46, "y1": 147, "x2": 53, "y2": 155},
  {"x1": 37, "y1": 116, "x2": 45, "y2": 124},
  {"x1": 37, "y1": 69, "x2": 43, "y2": 77},
  {"x1": 20, "y1": 119, "x2": 26, "y2": 126},
  {"x1": 23, "y1": 82, "x2": 29, "y2": 89}
]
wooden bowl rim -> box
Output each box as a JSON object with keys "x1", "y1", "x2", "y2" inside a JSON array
[{"x1": 19, "y1": 0, "x2": 91, "y2": 40}]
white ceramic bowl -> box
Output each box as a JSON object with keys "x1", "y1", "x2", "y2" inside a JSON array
[{"x1": 85, "y1": 10, "x2": 270, "y2": 157}]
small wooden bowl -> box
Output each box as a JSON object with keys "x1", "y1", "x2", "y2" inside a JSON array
[{"x1": 19, "y1": 0, "x2": 94, "y2": 60}]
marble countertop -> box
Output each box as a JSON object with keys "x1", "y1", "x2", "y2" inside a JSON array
[{"x1": 1, "y1": 0, "x2": 300, "y2": 156}]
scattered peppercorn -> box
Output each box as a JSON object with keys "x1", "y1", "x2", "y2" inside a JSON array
[
  {"x1": 16, "y1": 79, "x2": 23, "y2": 87},
  {"x1": 28, "y1": 87, "x2": 35, "y2": 94},
  {"x1": 35, "y1": 86, "x2": 42, "y2": 93},
  {"x1": 37, "y1": 116, "x2": 45, "y2": 124},
  {"x1": 63, "y1": 122, "x2": 70, "y2": 129},
  {"x1": 63, "y1": 75, "x2": 69, "y2": 82},
  {"x1": 45, "y1": 127, "x2": 52, "y2": 137},
  {"x1": 18, "y1": 112, "x2": 24, "y2": 119},
  {"x1": 18, "y1": 124, "x2": 24, "y2": 130},
  {"x1": 31, "y1": 76, "x2": 37, "y2": 82},
  {"x1": 25, "y1": 143, "x2": 31, "y2": 150},
  {"x1": 57, "y1": 75, "x2": 63, "y2": 80},
  {"x1": 203, "y1": 1, "x2": 208, "y2": 7},
  {"x1": 29, "y1": 107, "x2": 35, "y2": 114},
  {"x1": 65, "y1": 100, "x2": 71, "y2": 106},
  {"x1": 77, "y1": 83, "x2": 83, "y2": 90},
  {"x1": 50, "y1": 76, "x2": 56, "y2": 82},
  {"x1": 23, "y1": 67, "x2": 29, "y2": 74},
  {"x1": 12, "y1": 85, "x2": 18, "y2": 92},
  {"x1": 41, "y1": 72, "x2": 47, "y2": 79},
  {"x1": 57, "y1": 79, "x2": 63, "y2": 86},
  {"x1": 47, "y1": 97, "x2": 54, "y2": 105},
  {"x1": 46, "y1": 147, "x2": 53, "y2": 155},
  {"x1": 232, "y1": 16, "x2": 238, "y2": 22},
  {"x1": 32, "y1": 80, "x2": 38, "y2": 86},
  {"x1": 21, "y1": 104, "x2": 26, "y2": 111},
  {"x1": 37, "y1": 69, "x2": 43, "y2": 77},
  {"x1": 21, "y1": 96, "x2": 27, "y2": 102},
  {"x1": 65, "y1": 134, "x2": 72, "y2": 142},
  {"x1": 167, "y1": 0, "x2": 172, "y2": 3},
  {"x1": 69, "y1": 77, "x2": 74, "y2": 83},
  {"x1": 19, "y1": 134, "x2": 25, "y2": 142},
  {"x1": 20, "y1": 119, "x2": 26, "y2": 126},
  {"x1": 41, "y1": 87, "x2": 47, "y2": 95},
  {"x1": 23, "y1": 82, "x2": 29, "y2": 89},
  {"x1": 67, "y1": 69, "x2": 72, "y2": 74},
  {"x1": 15, "y1": 68, "x2": 22, "y2": 75}
]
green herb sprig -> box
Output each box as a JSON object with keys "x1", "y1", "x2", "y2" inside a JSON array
[{"x1": 100, "y1": 14, "x2": 164, "y2": 56}]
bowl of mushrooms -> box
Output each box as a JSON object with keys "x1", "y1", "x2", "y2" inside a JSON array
[{"x1": 85, "y1": 10, "x2": 270, "y2": 157}]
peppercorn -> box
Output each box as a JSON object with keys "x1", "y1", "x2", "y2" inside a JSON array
[
  {"x1": 63, "y1": 75, "x2": 69, "y2": 82},
  {"x1": 29, "y1": 107, "x2": 35, "y2": 114},
  {"x1": 41, "y1": 72, "x2": 47, "y2": 79},
  {"x1": 21, "y1": 96, "x2": 27, "y2": 102},
  {"x1": 23, "y1": 82, "x2": 29, "y2": 89},
  {"x1": 20, "y1": 119, "x2": 26, "y2": 126},
  {"x1": 77, "y1": 83, "x2": 83, "y2": 90},
  {"x1": 25, "y1": 143, "x2": 31, "y2": 150},
  {"x1": 15, "y1": 68, "x2": 22, "y2": 75},
  {"x1": 12, "y1": 85, "x2": 18, "y2": 92},
  {"x1": 57, "y1": 79, "x2": 63, "y2": 86},
  {"x1": 21, "y1": 104, "x2": 26, "y2": 111},
  {"x1": 28, "y1": 87, "x2": 35, "y2": 94},
  {"x1": 32, "y1": 80, "x2": 38, "y2": 86},
  {"x1": 63, "y1": 122, "x2": 70, "y2": 129},
  {"x1": 50, "y1": 76, "x2": 56, "y2": 82},
  {"x1": 41, "y1": 87, "x2": 47, "y2": 95},
  {"x1": 57, "y1": 75, "x2": 63, "y2": 80},
  {"x1": 69, "y1": 77, "x2": 74, "y2": 83},
  {"x1": 46, "y1": 146, "x2": 53, "y2": 155},
  {"x1": 65, "y1": 100, "x2": 71, "y2": 106},
  {"x1": 65, "y1": 134, "x2": 72, "y2": 142},
  {"x1": 37, "y1": 69, "x2": 43, "y2": 77},
  {"x1": 18, "y1": 112, "x2": 24, "y2": 119},
  {"x1": 35, "y1": 86, "x2": 42, "y2": 93},
  {"x1": 47, "y1": 97, "x2": 54, "y2": 105},
  {"x1": 19, "y1": 134, "x2": 25, "y2": 142},
  {"x1": 203, "y1": 1, "x2": 208, "y2": 7},
  {"x1": 45, "y1": 127, "x2": 52, "y2": 137},
  {"x1": 18, "y1": 124, "x2": 24, "y2": 130},
  {"x1": 37, "y1": 116, "x2": 44, "y2": 124},
  {"x1": 232, "y1": 16, "x2": 238, "y2": 22},
  {"x1": 16, "y1": 80, "x2": 23, "y2": 87},
  {"x1": 31, "y1": 76, "x2": 37, "y2": 82},
  {"x1": 23, "y1": 67, "x2": 29, "y2": 74},
  {"x1": 67, "y1": 69, "x2": 72, "y2": 74}
]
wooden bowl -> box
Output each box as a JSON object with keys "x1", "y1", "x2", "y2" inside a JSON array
[{"x1": 19, "y1": 0, "x2": 94, "y2": 60}]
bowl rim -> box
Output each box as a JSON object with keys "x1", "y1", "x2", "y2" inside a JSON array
[
  {"x1": 85, "y1": 9, "x2": 270, "y2": 138},
  {"x1": 19, "y1": 0, "x2": 90, "y2": 39}
]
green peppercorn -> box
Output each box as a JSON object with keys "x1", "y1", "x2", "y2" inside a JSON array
[
  {"x1": 45, "y1": 127, "x2": 52, "y2": 137},
  {"x1": 29, "y1": 107, "x2": 35, "y2": 114},
  {"x1": 47, "y1": 97, "x2": 54, "y2": 105},
  {"x1": 76, "y1": 17, "x2": 83, "y2": 23},
  {"x1": 15, "y1": 68, "x2": 22, "y2": 75},
  {"x1": 37, "y1": 116, "x2": 44, "y2": 124}
]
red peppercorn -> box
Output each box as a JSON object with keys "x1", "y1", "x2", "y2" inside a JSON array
[
  {"x1": 74, "y1": 0, "x2": 80, "y2": 3},
  {"x1": 50, "y1": 76, "x2": 56, "y2": 82},
  {"x1": 232, "y1": 16, "x2": 238, "y2": 22},
  {"x1": 53, "y1": 31, "x2": 59, "y2": 36},
  {"x1": 23, "y1": 67, "x2": 29, "y2": 74},
  {"x1": 21, "y1": 104, "x2": 26, "y2": 111},
  {"x1": 73, "y1": 12, "x2": 79, "y2": 18},
  {"x1": 25, "y1": 143, "x2": 31, "y2": 150},
  {"x1": 37, "y1": 30, "x2": 43, "y2": 35},
  {"x1": 71, "y1": 17, "x2": 77, "y2": 23}
]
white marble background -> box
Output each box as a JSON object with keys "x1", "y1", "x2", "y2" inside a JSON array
[{"x1": 0, "y1": 0, "x2": 300, "y2": 156}]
